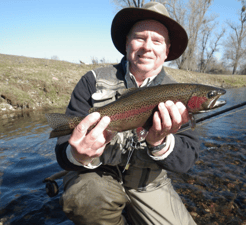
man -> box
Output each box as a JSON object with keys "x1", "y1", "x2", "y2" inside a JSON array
[{"x1": 55, "y1": 2, "x2": 200, "y2": 225}]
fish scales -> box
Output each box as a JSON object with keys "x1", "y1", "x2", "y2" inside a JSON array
[
  {"x1": 46, "y1": 83, "x2": 226, "y2": 138},
  {"x1": 89, "y1": 84, "x2": 223, "y2": 132}
]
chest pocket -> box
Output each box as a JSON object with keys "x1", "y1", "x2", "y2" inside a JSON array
[{"x1": 92, "y1": 78, "x2": 126, "y2": 108}]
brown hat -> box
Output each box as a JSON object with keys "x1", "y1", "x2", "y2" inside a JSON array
[{"x1": 111, "y1": 2, "x2": 188, "y2": 61}]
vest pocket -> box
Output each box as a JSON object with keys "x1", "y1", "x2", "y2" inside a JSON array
[{"x1": 93, "y1": 79, "x2": 125, "y2": 108}]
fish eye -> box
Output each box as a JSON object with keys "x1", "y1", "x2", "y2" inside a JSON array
[{"x1": 207, "y1": 90, "x2": 217, "y2": 99}]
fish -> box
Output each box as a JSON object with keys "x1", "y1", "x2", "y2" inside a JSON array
[{"x1": 45, "y1": 83, "x2": 226, "y2": 138}]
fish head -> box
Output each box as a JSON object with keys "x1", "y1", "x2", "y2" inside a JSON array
[{"x1": 187, "y1": 85, "x2": 226, "y2": 113}]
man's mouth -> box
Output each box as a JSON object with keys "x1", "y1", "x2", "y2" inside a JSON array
[{"x1": 138, "y1": 55, "x2": 152, "y2": 60}]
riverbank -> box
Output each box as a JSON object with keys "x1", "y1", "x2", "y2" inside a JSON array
[{"x1": 1, "y1": 53, "x2": 245, "y2": 114}]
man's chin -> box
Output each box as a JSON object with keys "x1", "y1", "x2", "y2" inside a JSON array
[{"x1": 136, "y1": 64, "x2": 154, "y2": 73}]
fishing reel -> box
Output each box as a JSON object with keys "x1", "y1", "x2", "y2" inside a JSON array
[
  {"x1": 43, "y1": 170, "x2": 69, "y2": 197},
  {"x1": 43, "y1": 179, "x2": 59, "y2": 197}
]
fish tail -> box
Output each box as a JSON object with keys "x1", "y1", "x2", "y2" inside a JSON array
[{"x1": 45, "y1": 113, "x2": 84, "y2": 138}]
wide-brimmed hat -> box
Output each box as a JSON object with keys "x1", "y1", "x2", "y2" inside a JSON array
[{"x1": 111, "y1": 2, "x2": 188, "y2": 61}]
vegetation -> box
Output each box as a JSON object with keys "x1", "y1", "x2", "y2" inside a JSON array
[
  {"x1": 0, "y1": 54, "x2": 245, "y2": 114},
  {"x1": 0, "y1": 54, "x2": 96, "y2": 113}
]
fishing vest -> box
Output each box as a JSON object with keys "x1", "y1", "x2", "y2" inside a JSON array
[{"x1": 91, "y1": 60, "x2": 176, "y2": 190}]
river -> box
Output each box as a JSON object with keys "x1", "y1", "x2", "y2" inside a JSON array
[{"x1": 0, "y1": 87, "x2": 245, "y2": 225}]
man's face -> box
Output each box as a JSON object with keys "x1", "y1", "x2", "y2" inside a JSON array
[{"x1": 126, "y1": 20, "x2": 170, "y2": 78}]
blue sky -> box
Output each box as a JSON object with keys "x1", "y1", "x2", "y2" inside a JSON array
[{"x1": 0, "y1": 0, "x2": 243, "y2": 64}]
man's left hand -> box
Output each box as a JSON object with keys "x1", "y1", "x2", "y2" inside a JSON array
[{"x1": 146, "y1": 100, "x2": 189, "y2": 147}]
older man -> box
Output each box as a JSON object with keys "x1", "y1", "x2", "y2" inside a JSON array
[{"x1": 56, "y1": 2, "x2": 200, "y2": 225}]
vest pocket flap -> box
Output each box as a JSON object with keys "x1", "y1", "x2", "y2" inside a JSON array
[{"x1": 92, "y1": 89, "x2": 116, "y2": 101}]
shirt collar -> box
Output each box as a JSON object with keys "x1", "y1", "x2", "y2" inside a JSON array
[{"x1": 125, "y1": 61, "x2": 158, "y2": 88}]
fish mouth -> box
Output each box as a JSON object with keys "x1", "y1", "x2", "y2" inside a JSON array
[
  {"x1": 208, "y1": 90, "x2": 227, "y2": 109},
  {"x1": 208, "y1": 89, "x2": 226, "y2": 110},
  {"x1": 212, "y1": 99, "x2": 227, "y2": 109},
  {"x1": 198, "y1": 97, "x2": 226, "y2": 113}
]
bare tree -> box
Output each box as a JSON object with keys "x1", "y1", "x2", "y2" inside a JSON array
[
  {"x1": 91, "y1": 56, "x2": 99, "y2": 65},
  {"x1": 206, "y1": 57, "x2": 230, "y2": 74},
  {"x1": 239, "y1": 0, "x2": 246, "y2": 7},
  {"x1": 199, "y1": 23, "x2": 213, "y2": 72},
  {"x1": 223, "y1": 4, "x2": 246, "y2": 74},
  {"x1": 51, "y1": 55, "x2": 59, "y2": 60},
  {"x1": 198, "y1": 23, "x2": 225, "y2": 73},
  {"x1": 161, "y1": 0, "x2": 214, "y2": 70},
  {"x1": 112, "y1": 0, "x2": 146, "y2": 8}
]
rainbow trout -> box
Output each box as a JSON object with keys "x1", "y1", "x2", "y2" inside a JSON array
[{"x1": 46, "y1": 83, "x2": 226, "y2": 138}]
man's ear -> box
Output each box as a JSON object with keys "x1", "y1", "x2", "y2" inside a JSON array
[
  {"x1": 166, "y1": 44, "x2": 171, "y2": 56},
  {"x1": 125, "y1": 36, "x2": 129, "y2": 52}
]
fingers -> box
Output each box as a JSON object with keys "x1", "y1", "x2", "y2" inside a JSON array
[
  {"x1": 165, "y1": 101, "x2": 182, "y2": 132},
  {"x1": 153, "y1": 101, "x2": 189, "y2": 134},
  {"x1": 176, "y1": 101, "x2": 190, "y2": 124},
  {"x1": 70, "y1": 112, "x2": 101, "y2": 143},
  {"x1": 85, "y1": 116, "x2": 111, "y2": 146},
  {"x1": 156, "y1": 102, "x2": 171, "y2": 131},
  {"x1": 69, "y1": 112, "x2": 111, "y2": 162}
]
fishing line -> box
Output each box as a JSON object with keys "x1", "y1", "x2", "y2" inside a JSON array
[{"x1": 178, "y1": 103, "x2": 246, "y2": 134}]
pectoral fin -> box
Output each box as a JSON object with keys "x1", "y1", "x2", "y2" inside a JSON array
[
  {"x1": 189, "y1": 113, "x2": 196, "y2": 130},
  {"x1": 104, "y1": 130, "x2": 117, "y2": 143}
]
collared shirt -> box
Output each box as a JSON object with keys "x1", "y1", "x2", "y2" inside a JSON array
[{"x1": 125, "y1": 61, "x2": 158, "y2": 88}]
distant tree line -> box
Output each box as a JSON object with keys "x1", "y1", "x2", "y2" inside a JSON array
[{"x1": 111, "y1": 0, "x2": 246, "y2": 75}]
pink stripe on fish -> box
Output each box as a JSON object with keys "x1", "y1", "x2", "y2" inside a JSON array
[{"x1": 110, "y1": 104, "x2": 156, "y2": 121}]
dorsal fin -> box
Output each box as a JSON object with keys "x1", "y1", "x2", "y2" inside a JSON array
[
  {"x1": 116, "y1": 87, "x2": 138, "y2": 96},
  {"x1": 116, "y1": 87, "x2": 144, "y2": 99}
]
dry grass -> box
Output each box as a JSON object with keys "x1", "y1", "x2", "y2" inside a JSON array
[
  {"x1": 0, "y1": 54, "x2": 99, "y2": 111},
  {"x1": 165, "y1": 67, "x2": 246, "y2": 88},
  {"x1": 0, "y1": 53, "x2": 245, "y2": 113}
]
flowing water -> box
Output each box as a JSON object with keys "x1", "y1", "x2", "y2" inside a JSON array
[{"x1": 0, "y1": 88, "x2": 245, "y2": 225}]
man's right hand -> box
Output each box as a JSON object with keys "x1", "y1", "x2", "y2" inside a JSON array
[{"x1": 68, "y1": 112, "x2": 111, "y2": 165}]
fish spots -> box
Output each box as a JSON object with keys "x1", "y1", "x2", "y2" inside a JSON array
[
  {"x1": 110, "y1": 104, "x2": 156, "y2": 122},
  {"x1": 69, "y1": 121, "x2": 78, "y2": 129},
  {"x1": 69, "y1": 117, "x2": 82, "y2": 129},
  {"x1": 187, "y1": 96, "x2": 208, "y2": 111}
]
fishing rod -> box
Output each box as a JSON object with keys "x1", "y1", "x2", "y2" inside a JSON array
[{"x1": 180, "y1": 101, "x2": 246, "y2": 131}]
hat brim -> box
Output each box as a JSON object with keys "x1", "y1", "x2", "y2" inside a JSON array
[{"x1": 111, "y1": 7, "x2": 188, "y2": 61}]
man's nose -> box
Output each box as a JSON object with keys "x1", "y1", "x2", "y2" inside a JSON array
[{"x1": 142, "y1": 38, "x2": 152, "y2": 51}]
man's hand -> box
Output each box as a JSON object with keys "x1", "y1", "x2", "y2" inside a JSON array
[
  {"x1": 68, "y1": 112, "x2": 111, "y2": 165},
  {"x1": 146, "y1": 100, "x2": 189, "y2": 147}
]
